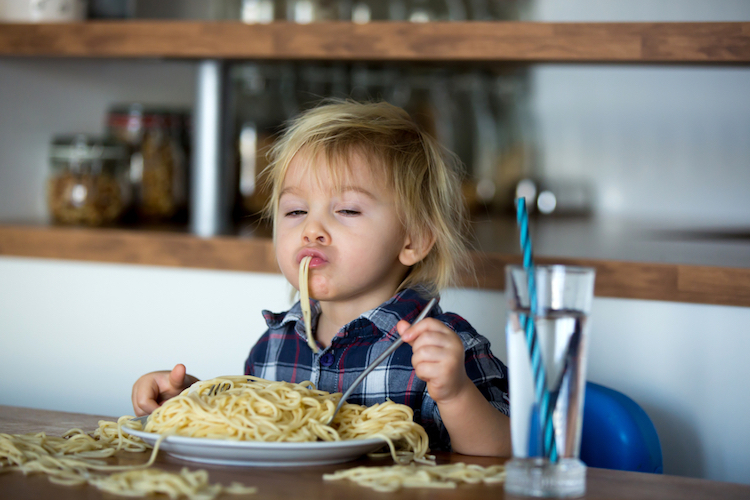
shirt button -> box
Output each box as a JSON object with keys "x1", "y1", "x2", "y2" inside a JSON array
[{"x1": 320, "y1": 352, "x2": 335, "y2": 367}]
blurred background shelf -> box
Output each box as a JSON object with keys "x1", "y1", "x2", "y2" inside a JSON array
[
  {"x1": 1, "y1": 18, "x2": 749, "y2": 307},
  {"x1": 2, "y1": 222, "x2": 748, "y2": 307},
  {"x1": 0, "y1": 21, "x2": 749, "y2": 62}
]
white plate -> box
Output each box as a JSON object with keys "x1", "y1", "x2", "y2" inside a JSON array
[{"x1": 121, "y1": 423, "x2": 386, "y2": 467}]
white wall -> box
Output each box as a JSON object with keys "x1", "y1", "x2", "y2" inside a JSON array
[
  {"x1": 530, "y1": 65, "x2": 750, "y2": 224},
  {"x1": 530, "y1": 0, "x2": 750, "y2": 22},
  {"x1": 1, "y1": 256, "x2": 749, "y2": 485},
  {"x1": 0, "y1": 257, "x2": 293, "y2": 414}
]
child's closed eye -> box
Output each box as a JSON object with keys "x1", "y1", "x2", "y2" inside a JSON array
[
  {"x1": 336, "y1": 209, "x2": 361, "y2": 216},
  {"x1": 284, "y1": 210, "x2": 307, "y2": 217}
]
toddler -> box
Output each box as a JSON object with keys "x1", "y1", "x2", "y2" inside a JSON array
[{"x1": 132, "y1": 100, "x2": 510, "y2": 456}]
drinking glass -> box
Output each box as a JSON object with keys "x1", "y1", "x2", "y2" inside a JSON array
[{"x1": 504, "y1": 265, "x2": 596, "y2": 497}]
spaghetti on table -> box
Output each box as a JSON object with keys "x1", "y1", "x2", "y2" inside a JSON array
[{"x1": 0, "y1": 415, "x2": 255, "y2": 499}]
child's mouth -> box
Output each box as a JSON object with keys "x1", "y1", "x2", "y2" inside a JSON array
[{"x1": 308, "y1": 257, "x2": 326, "y2": 268}]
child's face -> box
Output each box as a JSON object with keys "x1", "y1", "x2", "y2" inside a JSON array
[{"x1": 275, "y1": 150, "x2": 413, "y2": 308}]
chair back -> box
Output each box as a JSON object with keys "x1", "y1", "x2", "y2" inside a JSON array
[{"x1": 580, "y1": 382, "x2": 663, "y2": 474}]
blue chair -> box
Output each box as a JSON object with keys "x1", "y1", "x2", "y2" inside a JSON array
[{"x1": 580, "y1": 382, "x2": 663, "y2": 474}]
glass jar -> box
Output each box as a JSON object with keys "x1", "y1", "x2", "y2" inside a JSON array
[
  {"x1": 107, "y1": 104, "x2": 189, "y2": 222},
  {"x1": 47, "y1": 134, "x2": 130, "y2": 226},
  {"x1": 241, "y1": 0, "x2": 276, "y2": 22},
  {"x1": 286, "y1": 0, "x2": 339, "y2": 23}
]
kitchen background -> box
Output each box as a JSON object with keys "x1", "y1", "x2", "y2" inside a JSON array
[{"x1": 1, "y1": 0, "x2": 750, "y2": 486}]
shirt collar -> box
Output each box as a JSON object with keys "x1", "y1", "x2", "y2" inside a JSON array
[
  {"x1": 262, "y1": 299, "x2": 317, "y2": 329},
  {"x1": 360, "y1": 287, "x2": 440, "y2": 339},
  {"x1": 262, "y1": 287, "x2": 440, "y2": 339}
]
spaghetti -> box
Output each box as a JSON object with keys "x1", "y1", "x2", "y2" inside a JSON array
[
  {"x1": 324, "y1": 462, "x2": 507, "y2": 492},
  {"x1": 143, "y1": 376, "x2": 430, "y2": 463},
  {"x1": 90, "y1": 467, "x2": 257, "y2": 498},
  {"x1": 0, "y1": 417, "x2": 256, "y2": 498},
  {"x1": 298, "y1": 255, "x2": 318, "y2": 352}
]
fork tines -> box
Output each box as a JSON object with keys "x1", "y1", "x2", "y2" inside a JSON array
[{"x1": 207, "y1": 383, "x2": 231, "y2": 396}]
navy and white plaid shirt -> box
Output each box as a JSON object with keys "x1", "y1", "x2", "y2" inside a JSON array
[{"x1": 244, "y1": 288, "x2": 510, "y2": 451}]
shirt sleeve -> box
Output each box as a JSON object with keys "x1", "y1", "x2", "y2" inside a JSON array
[{"x1": 419, "y1": 313, "x2": 510, "y2": 451}]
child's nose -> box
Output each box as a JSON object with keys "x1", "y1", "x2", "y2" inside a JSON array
[{"x1": 302, "y1": 217, "x2": 331, "y2": 245}]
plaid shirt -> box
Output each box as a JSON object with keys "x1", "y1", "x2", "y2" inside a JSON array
[{"x1": 244, "y1": 288, "x2": 510, "y2": 451}]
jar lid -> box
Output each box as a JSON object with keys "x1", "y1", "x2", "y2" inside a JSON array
[
  {"x1": 50, "y1": 134, "x2": 127, "y2": 161},
  {"x1": 108, "y1": 112, "x2": 176, "y2": 130},
  {"x1": 107, "y1": 103, "x2": 189, "y2": 128}
]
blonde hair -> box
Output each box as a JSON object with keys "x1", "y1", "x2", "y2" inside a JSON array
[{"x1": 262, "y1": 99, "x2": 472, "y2": 295}]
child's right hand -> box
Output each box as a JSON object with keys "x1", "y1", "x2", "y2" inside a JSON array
[{"x1": 131, "y1": 363, "x2": 198, "y2": 416}]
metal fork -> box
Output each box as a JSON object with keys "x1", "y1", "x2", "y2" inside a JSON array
[
  {"x1": 130, "y1": 415, "x2": 149, "y2": 426},
  {"x1": 325, "y1": 297, "x2": 438, "y2": 426},
  {"x1": 207, "y1": 383, "x2": 231, "y2": 396}
]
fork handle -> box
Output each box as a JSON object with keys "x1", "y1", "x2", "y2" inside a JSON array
[{"x1": 328, "y1": 298, "x2": 438, "y2": 424}]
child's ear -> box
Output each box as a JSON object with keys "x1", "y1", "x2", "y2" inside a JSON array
[{"x1": 399, "y1": 231, "x2": 436, "y2": 267}]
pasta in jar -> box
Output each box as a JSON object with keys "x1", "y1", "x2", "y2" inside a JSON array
[{"x1": 47, "y1": 134, "x2": 130, "y2": 226}]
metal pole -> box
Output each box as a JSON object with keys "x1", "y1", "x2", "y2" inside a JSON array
[{"x1": 191, "y1": 59, "x2": 228, "y2": 237}]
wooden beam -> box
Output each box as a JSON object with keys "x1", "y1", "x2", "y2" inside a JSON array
[
  {"x1": 0, "y1": 22, "x2": 748, "y2": 63},
  {"x1": 2, "y1": 224, "x2": 749, "y2": 307}
]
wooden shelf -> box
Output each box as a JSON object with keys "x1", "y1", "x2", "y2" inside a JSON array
[
  {"x1": 0, "y1": 21, "x2": 748, "y2": 63},
  {"x1": 2, "y1": 223, "x2": 749, "y2": 308},
  {"x1": 2, "y1": 21, "x2": 749, "y2": 308}
]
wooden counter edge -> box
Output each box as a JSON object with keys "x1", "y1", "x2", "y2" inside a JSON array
[{"x1": 1, "y1": 223, "x2": 749, "y2": 307}]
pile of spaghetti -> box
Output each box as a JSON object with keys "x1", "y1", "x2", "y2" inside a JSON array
[{"x1": 144, "y1": 376, "x2": 431, "y2": 463}]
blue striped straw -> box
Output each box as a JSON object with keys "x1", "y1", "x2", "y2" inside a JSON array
[{"x1": 516, "y1": 197, "x2": 558, "y2": 462}]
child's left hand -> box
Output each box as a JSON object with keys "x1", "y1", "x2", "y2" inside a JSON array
[{"x1": 397, "y1": 317, "x2": 472, "y2": 404}]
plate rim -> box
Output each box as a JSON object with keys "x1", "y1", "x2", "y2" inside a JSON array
[{"x1": 121, "y1": 422, "x2": 387, "y2": 450}]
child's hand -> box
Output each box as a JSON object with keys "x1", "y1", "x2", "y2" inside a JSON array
[
  {"x1": 397, "y1": 318, "x2": 472, "y2": 404},
  {"x1": 131, "y1": 364, "x2": 198, "y2": 416}
]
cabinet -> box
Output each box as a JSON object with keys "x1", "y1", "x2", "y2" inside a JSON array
[{"x1": 0, "y1": 21, "x2": 749, "y2": 306}]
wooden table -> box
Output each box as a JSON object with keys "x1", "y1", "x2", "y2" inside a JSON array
[{"x1": 2, "y1": 405, "x2": 749, "y2": 500}]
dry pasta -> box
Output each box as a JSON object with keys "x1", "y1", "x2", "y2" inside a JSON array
[
  {"x1": 298, "y1": 255, "x2": 318, "y2": 352},
  {"x1": 144, "y1": 376, "x2": 430, "y2": 463},
  {"x1": 0, "y1": 416, "x2": 256, "y2": 499},
  {"x1": 324, "y1": 462, "x2": 507, "y2": 492}
]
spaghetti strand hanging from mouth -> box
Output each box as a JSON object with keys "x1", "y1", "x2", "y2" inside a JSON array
[{"x1": 299, "y1": 255, "x2": 318, "y2": 353}]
